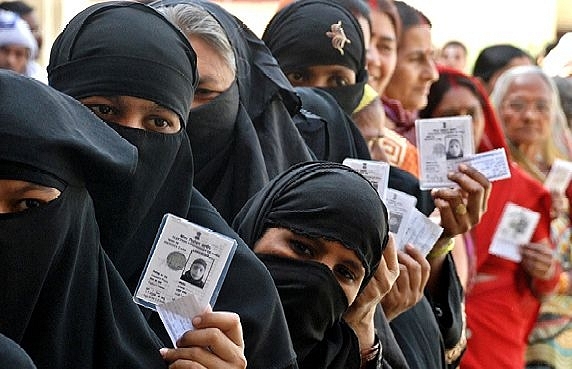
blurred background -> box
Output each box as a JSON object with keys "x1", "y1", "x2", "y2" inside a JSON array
[{"x1": 19, "y1": 0, "x2": 572, "y2": 72}]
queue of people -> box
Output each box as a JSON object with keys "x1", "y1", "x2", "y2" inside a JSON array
[{"x1": 1, "y1": 0, "x2": 571, "y2": 368}]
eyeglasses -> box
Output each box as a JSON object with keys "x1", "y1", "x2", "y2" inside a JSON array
[{"x1": 503, "y1": 99, "x2": 551, "y2": 114}]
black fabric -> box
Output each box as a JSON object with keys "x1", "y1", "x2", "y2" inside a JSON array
[
  {"x1": 153, "y1": 0, "x2": 314, "y2": 223},
  {"x1": 48, "y1": 1, "x2": 198, "y2": 124},
  {"x1": 0, "y1": 70, "x2": 166, "y2": 369},
  {"x1": 374, "y1": 306, "x2": 410, "y2": 369},
  {"x1": 263, "y1": 0, "x2": 368, "y2": 114},
  {"x1": 259, "y1": 254, "x2": 360, "y2": 369},
  {"x1": 234, "y1": 161, "x2": 388, "y2": 288},
  {"x1": 263, "y1": 0, "x2": 364, "y2": 80},
  {"x1": 294, "y1": 87, "x2": 371, "y2": 162},
  {"x1": 48, "y1": 4, "x2": 297, "y2": 369},
  {"x1": 144, "y1": 189, "x2": 298, "y2": 369},
  {"x1": 233, "y1": 161, "x2": 390, "y2": 369}
]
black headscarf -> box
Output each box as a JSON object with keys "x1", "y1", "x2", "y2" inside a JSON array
[
  {"x1": 48, "y1": 3, "x2": 298, "y2": 368},
  {"x1": 0, "y1": 70, "x2": 166, "y2": 369},
  {"x1": 233, "y1": 161, "x2": 388, "y2": 368},
  {"x1": 48, "y1": 0, "x2": 198, "y2": 292},
  {"x1": 152, "y1": 0, "x2": 315, "y2": 223},
  {"x1": 263, "y1": 0, "x2": 368, "y2": 114}
]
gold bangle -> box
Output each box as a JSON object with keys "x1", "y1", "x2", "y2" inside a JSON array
[{"x1": 427, "y1": 238, "x2": 455, "y2": 260}]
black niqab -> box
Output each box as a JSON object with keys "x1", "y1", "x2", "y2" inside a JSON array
[
  {"x1": 48, "y1": 3, "x2": 298, "y2": 368},
  {"x1": 0, "y1": 70, "x2": 166, "y2": 369},
  {"x1": 154, "y1": 0, "x2": 314, "y2": 223},
  {"x1": 233, "y1": 161, "x2": 389, "y2": 368},
  {"x1": 48, "y1": 0, "x2": 198, "y2": 292},
  {"x1": 262, "y1": 0, "x2": 368, "y2": 114}
]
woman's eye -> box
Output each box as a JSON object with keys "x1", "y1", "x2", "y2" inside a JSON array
[
  {"x1": 287, "y1": 71, "x2": 306, "y2": 83},
  {"x1": 289, "y1": 240, "x2": 314, "y2": 257},
  {"x1": 330, "y1": 75, "x2": 349, "y2": 87},
  {"x1": 334, "y1": 265, "x2": 356, "y2": 282},
  {"x1": 86, "y1": 104, "x2": 115, "y2": 116},
  {"x1": 151, "y1": 118, "x2": 170, "y2": 128},
  {"x1": 23, "y1": 199, "x2": 42, "y2": 209}
]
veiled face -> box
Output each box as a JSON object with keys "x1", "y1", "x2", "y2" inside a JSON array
[
  {"x1": 0, "y1": 180, "x2": 60, "y2": 214},
  {"x1": 189, "y1": 36, "x2": 235, "y2": 108},
  {"x1": 254, "y1": 227, "x2": 365, "y2": 304},
  {"x1": 189, "y1": 261, "x2": 206, "y2": 280},
  {"x1": 498, "y1": 74, "x2": 552, "y2": 147},
  {"x1": 286, "y1": 65, "x2": 356, "y2": 88},
  {"x1": 80, "y1": 95, "x2": 181, "y2": 134}
]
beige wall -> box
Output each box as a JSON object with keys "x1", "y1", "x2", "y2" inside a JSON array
[{"x1": 28, "y1": 0, "x2": 570, "y2": 71}]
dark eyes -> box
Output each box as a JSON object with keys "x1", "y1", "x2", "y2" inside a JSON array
[
  {"x1": 85, "y1": 104, "x2": 116, "y2": 116},
  {"x1": 289, "y1": 239, "x2": 314, "y2": 257},
  {"x1": 287, "y1": 71, "x2": 307, "y2": 83},
  {"x1": 330, "y1": 75, "x2": 349, "y2": 87},
  {"x1": 334, "y1": 265, "x2": 356, "y2": 281}
]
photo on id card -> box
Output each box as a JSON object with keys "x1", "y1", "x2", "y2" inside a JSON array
[
  {"x1": 415, "y1": 115, "x2": 474, "y2": 189},
  {"x1": 133, "y1": 213, "x2": 237, "y2": 312}
]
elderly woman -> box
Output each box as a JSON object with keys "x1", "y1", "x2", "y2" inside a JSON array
[
  {"x1": 154, "y1": 0, "x2": 314, "y2": 223},
  {"x1": 489, "y1": 65, "x2": 572, "y2": 369},
  {"x1": 419, "y1": 65, "x2": 560, "y2": 369}
]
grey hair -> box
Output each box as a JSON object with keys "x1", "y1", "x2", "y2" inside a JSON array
[
  {"x1": 491, "y1": 65, "x2": 572, "y2": 162},
  {"x1": 158, "y1": 3, "x2": 236, "y2": 77}
]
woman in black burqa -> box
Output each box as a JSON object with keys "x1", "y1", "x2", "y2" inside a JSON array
[
  {"x1": 47, "y1": 2, "x2": 294, "y2": 368},
  {"x1": 233, "y1": 161, "x2": 397, "y2": 369},
  {"x1": 0, "y1": 70, "x2": 167, "y2": 369},
  {"x1": 153, "y1": 0, "x2": 315, "y2": 223}
]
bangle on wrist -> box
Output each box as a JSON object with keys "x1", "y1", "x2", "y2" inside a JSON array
[
  {"x1": 360, "y1": 337, "x2": 380, "y2": 367},
  {"x1": 427, "y1": 237, "x2": 455, "y2": 260}
]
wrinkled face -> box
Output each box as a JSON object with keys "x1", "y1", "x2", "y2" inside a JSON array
[
  {"x1": 367, "y1": 10, "x2": 397, "y2": 94},
  {"x1": 498, "y1": 74, "x2": 552, "y2": 147},
  {"x1": 286, "y1": 65, "x2": 356, "y2": 88},
  {"x1": 0, "y1": 44, "x2": 30, "y2": 74},
  {"x1": 80, "y1": 95, "x2": 181, "y2": 134},
  {"x1": 485, "y1": 56, "x2": 532, "y2": 94},
  {"x1": 190, "y1": 261, "x2": 206, "y2": 280},
  {"x1": 432, "y1": 85, "x2": 485, "y2": 146},
  {"x1": 189, "y1": 36, "x2": 235, "y2": 108},
  {"x1": 384, "y1": 25, "x2": 438, "y2": 111},
  {"x1": 254, "y1": 227, "x2": 365, "y2": 304},
  {"x1": 439, "y1": 45, "x2": 466, "y2": 71},
  {"x1": 0, "y1": 180, "x2": 60, "y2": 214}
]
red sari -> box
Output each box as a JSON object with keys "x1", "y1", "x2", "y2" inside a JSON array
[{"x1": 430, "y1": 67, "x2": 560, "y2": 369}]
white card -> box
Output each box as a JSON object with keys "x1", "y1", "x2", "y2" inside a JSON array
[
  {"x1": 489, "y1": 203, "x2": 540, "y2": 262},
  {"x1": 157, "y1": 294, "x2": 207, "y2": 347},
  {"x1": 385, "y1": 188, "x2": 417, "y2": 248},
  {"x1": 134, "y1": 214, "x2": 237, "y2": 311},
  {"x1": 399, "y1": 208, "x2": 444, "y2": 256},
  {"x1": 458, "y1": 148, "x2": 511, "y2": 182},
  {"x1": 343, "y1": 158, "x2": 391, "y2": 201},
  {"x1": 544, "y1": 159, "x2": 572, "y2": 193},
  {"x1": 415, "y1": 115, "x2": 474, "y2": 189}
]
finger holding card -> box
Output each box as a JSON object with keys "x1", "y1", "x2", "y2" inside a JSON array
[{"x1": 520, "y1": 241, "x2": 558, "y2": 281}]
